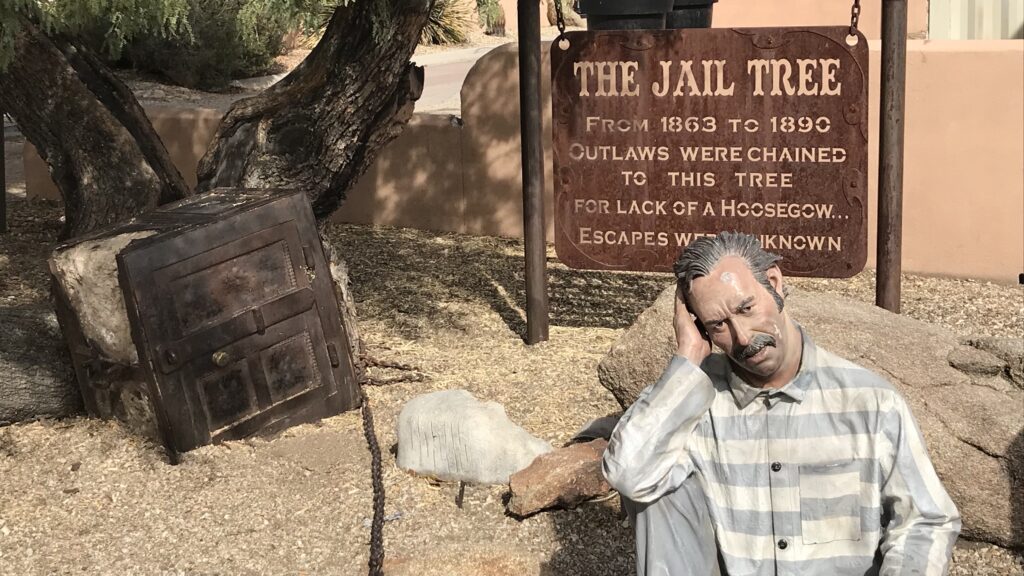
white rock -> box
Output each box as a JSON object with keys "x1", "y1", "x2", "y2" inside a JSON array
[
  {"x1": 49, "y1": 231, "x2": 155, "y2": 365},
  {"x1": 397, "y1": 390, "x2": 552, "y2": 484}
]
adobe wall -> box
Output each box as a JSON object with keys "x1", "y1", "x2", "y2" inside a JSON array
[
  {"x1": 24, "y1": 106, "x2": 223, "y2": 200},
  {"x1": 342, "y1": 39, "x2": 1024, "y2": 283},
  {"x1": 500, "y1": 0, "x2": 929, "y2": 39},
  {"x1": 22, "y1": 39, "x2": 1024, "y2": 283}
]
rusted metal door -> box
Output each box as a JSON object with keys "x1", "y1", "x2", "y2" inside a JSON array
[{"x1": 117, "y1": 189, "x2": 359, "y2": 453}]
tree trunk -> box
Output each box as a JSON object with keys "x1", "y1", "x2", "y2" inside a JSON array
[
  {"x1": 0, "y1": 3, "x2": 433, "y2": 423},
  {"x1": 0, "y1": 20, "x2": 190, "y2": 239},
  {"x1": 197, "y1": 0, "x2": 430, "y2": 220}
]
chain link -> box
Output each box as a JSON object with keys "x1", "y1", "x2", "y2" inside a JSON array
[
  {"x1": 849, "y1": 0, "x2": 862, "y2": 37},
  {"x1": 554, "y1": 0, "x2": 567, "y2": 37}
]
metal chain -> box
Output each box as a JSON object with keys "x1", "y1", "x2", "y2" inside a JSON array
[
  {"x1": 359, "y1": 384, "x2": 386, "y2": 576},
  {"x1": 849, "y1": 0, "x2": 862, "y2": 37},
  {"x1": 554, "y1": 0, "x2": 567, "y2": 37},
  {"x1": 355, "y1": 350, "x2": 426, "y2": 576}
]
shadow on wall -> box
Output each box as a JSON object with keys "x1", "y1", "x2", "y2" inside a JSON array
[
  {"x1": 458, "y1": 43, "x2": 555, "y2": 241},
  {"x1": 338, "y1": 42, "x2": 556, "y2": 244}
]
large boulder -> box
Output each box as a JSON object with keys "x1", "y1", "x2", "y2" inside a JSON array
[
  {"x1": 598, "y1": 284, "x2": 1024, "y2": 549},
  {"x1": 397, "y1": 390, "x2": 553, "y2": 484},
  {"x1": 0, "y1": 307, "x2": 81, "y2": 424}
]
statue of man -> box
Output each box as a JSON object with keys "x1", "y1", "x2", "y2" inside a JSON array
[{"x1": 603, "y1": 231, "x2": 960, "y2": 575}]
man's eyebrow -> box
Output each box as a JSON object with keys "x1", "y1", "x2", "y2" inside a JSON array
[
  {"x1": 702, "y1": 314, "x2": 725, "y2": 327},
  {"x1": 702, "y1": 296, "x2": 756, "y2": 327},
  {"x1": 734, "y1": 296, "x2": 755, "y2": 312}
]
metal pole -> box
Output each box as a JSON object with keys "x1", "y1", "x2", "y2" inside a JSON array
[
  {"x1": 876, "y1": 0, "x2": 907, "y2": 313},
  {"x1": 1, "y1": 108, "x2": 7, "y2": 234},
  {"x1": 517, "y1": 0, "x2": 550, "y2": 343}
]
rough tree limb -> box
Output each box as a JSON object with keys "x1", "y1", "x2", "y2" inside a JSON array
[
  {"x1": 196, "y1": 0, "x2": 430, "y2": 221},
  {"x1": 0, "y1": 20, "x2": 189, "y2": 238}
]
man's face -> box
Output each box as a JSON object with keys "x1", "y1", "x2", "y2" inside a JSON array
[{"x1": 687, "y1": 256, "x2": 792, "y2": 382}]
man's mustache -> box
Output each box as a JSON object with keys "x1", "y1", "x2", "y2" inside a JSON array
[{"x1": 734, "y1": 334, "x2": 777, "y2": 360}]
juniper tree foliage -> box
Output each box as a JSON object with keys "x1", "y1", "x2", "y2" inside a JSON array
[
  {"x1": 0, "y1": 0, "x2": 389, "y2": 72},
  {"x1": 1, "y1": 0, "x2": 430, "y2": 237}
]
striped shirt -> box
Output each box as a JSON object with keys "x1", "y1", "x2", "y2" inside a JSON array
[{"x1": 603, "y1": 330, "x2": 961, "y2": 576}]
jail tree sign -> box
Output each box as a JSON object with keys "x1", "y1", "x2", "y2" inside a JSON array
[{"x1": 551, "y1": 27, "x2": 869, "y2": 277}]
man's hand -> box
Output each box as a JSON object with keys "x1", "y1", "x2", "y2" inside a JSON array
[{"x1": 674, "y1": 285, "x2": 712, "y2": 366}]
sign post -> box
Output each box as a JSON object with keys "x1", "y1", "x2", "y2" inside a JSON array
[
  {"x1": 876, "y1": 0, "x2": 908, "y2": 312},
  {"x1": 518, "y1": 0, "x2": 550, "y2": 343},
  {"x1": 551, "y1": 27, "x2": 869, "y2": 277}
]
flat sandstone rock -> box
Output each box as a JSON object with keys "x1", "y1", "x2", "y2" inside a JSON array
[
  {"x1": 598, "y1": 285, "x2": 1024, "y2": 549},
  {"x1": 507, "y1": 439, "x2": 611, "y2": 517}
]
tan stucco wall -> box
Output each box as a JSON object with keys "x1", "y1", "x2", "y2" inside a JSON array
[
  {"x1": 503, "y1": 0, "x2": 929, "y2": 39},
  {"x1": 713, "y1": 0, "x2": 929, "y2": 39},
  {"x1": 343, "y1": 114, "x2": 466, "y2": 232},
  {"x1": 340, "y1": 39, "x2": 1024, "y2": 283},
  {"x1": 25, "y1": 106, "x2": 222, "y2": 200},
  {"x1": 22, "y1": 40, "x2": 1024, "y2": 283},
  {"x1": 872, "y1": 40, "x2": 1024, "y2": 280}
]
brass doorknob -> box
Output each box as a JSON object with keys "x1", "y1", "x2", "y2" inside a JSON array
[{"x1": 212, "y1": 351, "x2": 231, "y2": 367}]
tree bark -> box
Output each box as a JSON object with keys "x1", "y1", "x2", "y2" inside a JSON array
[
  {"x1": 0, "y1": 20, "x2": 190, "y2": 239},
  {"x1": 0, "y1": 4, "x2": 433, "y2": 423},
  {"x1": 197, "y1": 0, "x2": 430, "y2": 221}
]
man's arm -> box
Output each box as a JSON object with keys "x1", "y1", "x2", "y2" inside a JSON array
[
  {"x1": 878, "y1": 394, "x2": 961, "y2": 576},
  {"x1": 602, "y1": 355, "x2": 716, "y2": 502}
]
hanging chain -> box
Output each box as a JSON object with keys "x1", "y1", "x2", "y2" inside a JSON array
[
  {"x1": 849, "y1": 0, "x2": 862, "y2": 37},
  {"x1": 554, "y1": 0, "x2": 567, "y2": 37}
]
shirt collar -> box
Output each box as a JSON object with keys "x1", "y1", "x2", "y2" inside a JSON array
[{"x1": 726, "y1": 325, "x2": 816, "y2": 409}]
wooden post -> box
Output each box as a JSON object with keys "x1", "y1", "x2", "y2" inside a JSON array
[
  {"x1": 517, "y1": 0, "x2": 550, "y2": 343},
  {"x1": 876, "y1": 0, "x2": 907, "y2": 312}
]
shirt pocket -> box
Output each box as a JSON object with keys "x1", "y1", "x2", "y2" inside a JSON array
[{"x1": 798, "y1": 460, "x2": 862, "y2": 544}]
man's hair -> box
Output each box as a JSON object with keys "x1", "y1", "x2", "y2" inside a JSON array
[{"x1": 673, "y1": 231, "x2": 786, "y2": 311}]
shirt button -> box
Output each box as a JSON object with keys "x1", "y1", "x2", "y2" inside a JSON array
[
  {"x1": 778, "y1": 539, "x2": 788, "y2": 550},
  {"x1": 771, "y1": 462, "x2": 782, "y2": 472}
]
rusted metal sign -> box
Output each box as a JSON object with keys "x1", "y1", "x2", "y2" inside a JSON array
[{"x1": 551, "y1": 27, "x2": 869, "y2": 277}]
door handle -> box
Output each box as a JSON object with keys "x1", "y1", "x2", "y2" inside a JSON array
[{"x1": 212, "y1": 351, "x2": 231, "y2": 367}]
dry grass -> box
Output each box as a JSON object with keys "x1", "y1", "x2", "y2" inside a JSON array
[{"x1": 0, "y1": 202, "x2": 1021, "y2": 574}]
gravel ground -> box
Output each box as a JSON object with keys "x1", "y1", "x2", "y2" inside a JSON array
[
  {"x1": 0, "y1": 196, "x2": 1021, "y2": 574},
  {"x1": 2, "y1": 37, "x2": 1022, "y2": 573}
]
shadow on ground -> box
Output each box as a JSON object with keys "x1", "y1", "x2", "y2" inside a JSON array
[
  {"x1": 539, "y1": 499, "x2": 635, "y2": 576},
  {"x1": 0, "y1": 197, "x2": 63, "y2": 307},
  {"x1": 329, "y1": 224, "x2": 670, "y2": 340}
]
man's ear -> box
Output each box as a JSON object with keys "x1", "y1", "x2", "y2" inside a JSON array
[{"x1": 766, "y1": 265, "x2": 785, "y2": 303}]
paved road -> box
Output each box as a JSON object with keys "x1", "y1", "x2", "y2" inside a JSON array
[{"x1": 413, "y1": 45, "x2": 507, "y2": 113}]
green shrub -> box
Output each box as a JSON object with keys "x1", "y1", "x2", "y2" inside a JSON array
[
  {"x1": 420, "y1": 0, "x2": 472, "y2": 45},
  {"x1": 476, "y1": 0, "x2": 504, "y2": 37},
  {"x1": 123, "y1": 0, "x2": 297, "y2": 89}
]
